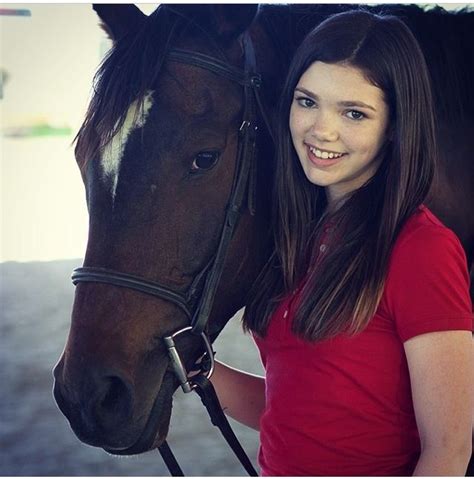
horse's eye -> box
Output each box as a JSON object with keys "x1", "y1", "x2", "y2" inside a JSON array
[{"x1": 191, "y1": 151, "x2": 220, "y2": 172}]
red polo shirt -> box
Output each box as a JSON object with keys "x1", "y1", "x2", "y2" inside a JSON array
[{"x1": 254, "y1": 206, "x2": 472, "y2": 476}]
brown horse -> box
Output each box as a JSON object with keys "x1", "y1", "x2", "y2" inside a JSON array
[{"x1": 53, "y1": 3, "x2": 474, "y2": 470}]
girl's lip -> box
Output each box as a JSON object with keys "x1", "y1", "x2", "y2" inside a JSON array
[{"x1": 306, "y1": 144, "x2": 346, "y2": 167}]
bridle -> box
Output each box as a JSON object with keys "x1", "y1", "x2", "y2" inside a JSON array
[{"x1": 71, "y1": 32, "x2": 269, "y2": 476}]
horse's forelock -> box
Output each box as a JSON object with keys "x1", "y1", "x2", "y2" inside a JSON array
[{"x1": 75, "y1": 6, "x2": 180, "y2": 170}]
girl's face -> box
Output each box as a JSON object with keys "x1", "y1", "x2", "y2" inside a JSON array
[{"x1": 289, "y1": 61, "x2": 390, "y2": 205}]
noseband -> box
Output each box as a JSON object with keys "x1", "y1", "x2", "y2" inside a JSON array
[{"x1": 71, "y1": 33, "x2": 266, "y2": 476}]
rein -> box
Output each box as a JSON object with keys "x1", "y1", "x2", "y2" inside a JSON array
[{"x1": 71, "y1": 32, "x2": 267, "y2": 476}]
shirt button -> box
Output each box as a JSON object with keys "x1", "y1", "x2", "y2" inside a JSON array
[
  {"x1": 319, "y1": 244, "x2": 327, "y2": 253},
  {"x1": 283, "y1": 310, "x2": 288, "y2": 318}
]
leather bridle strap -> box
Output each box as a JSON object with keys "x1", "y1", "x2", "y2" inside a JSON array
[
  {"x1": 167, "y1": 49, "x2": 253, "y2": 87},
  {"x1": 162, "y1": 35, "x2": 261, "y2": 339},
  {"x1": 71, "y1": 258, "x2": 213, "y2": 322},
  {"x1": 189, "y1": 85, "x2": 258, "y2": 334},
  {"x1": 72, "y1": 267, "x2": 193, "y2": 318},
  {"x1": 158, "y1": 441, "x2": 184, "y2": 476},
  {"x1": 193, "y1": 375, "x2": 258, "y2": 476},
  {"x1": 157, "y1": 34, "x2": 259, "y2": 476},
  {"x1": 158, "y1": 375, "x2": 258, "y2": 477}
]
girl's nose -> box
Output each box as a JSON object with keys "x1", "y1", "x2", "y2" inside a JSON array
[{"x1": 309, "y1": 114, "x2": 339, "y2": 143}]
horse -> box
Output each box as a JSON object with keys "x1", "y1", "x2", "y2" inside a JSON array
[{"x1": 53, "y1": 3, "x2": 474, "y2": 473}]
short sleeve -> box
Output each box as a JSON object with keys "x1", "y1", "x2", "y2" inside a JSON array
[{"x1": 383, "y1": 224, "x2": 473, "y2": 342}]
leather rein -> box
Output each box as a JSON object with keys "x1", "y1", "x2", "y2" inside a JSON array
[{"x1": 71, "y1": 33, "x2": 268, "y2": 476}]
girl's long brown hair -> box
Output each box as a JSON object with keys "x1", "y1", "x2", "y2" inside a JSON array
[{"x1": 243, "y1": 10, "x2": 437, "y2": 341}]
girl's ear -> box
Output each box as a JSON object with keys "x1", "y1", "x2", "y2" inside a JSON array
[{"x1": 93, "y1": 4, "x2": 147, "y2": 42}]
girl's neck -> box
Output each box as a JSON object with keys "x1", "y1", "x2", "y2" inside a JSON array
[{"x1": 324, "y1": 191, "x2": 346, "y2": 215}]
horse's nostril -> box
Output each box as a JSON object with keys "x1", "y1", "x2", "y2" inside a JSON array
[
  {"x1": 100, "y1": 377, "x2": 129, "y2": 411},
  {"x1": 93, "y1": 374, "x2": 134, "y2": 426}
]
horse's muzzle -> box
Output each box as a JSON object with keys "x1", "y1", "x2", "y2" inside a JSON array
[{"x1": 52, "y1": 357, "x2": 176, "y2": 454}]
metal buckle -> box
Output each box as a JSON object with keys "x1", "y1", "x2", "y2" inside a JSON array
[
  {"x1": 163, "y1": 326, "x2": 215, "y2": 393},
  {"x1": 250, "y1": 74, "x2": 262, "y2": 89},
  {"x1": 239, "y1": 120, "x2": 251, "y2": 133}
]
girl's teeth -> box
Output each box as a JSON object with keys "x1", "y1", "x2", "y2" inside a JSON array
[{"x1": 309, "y1": 146, "x2": 343, "y2": 159}]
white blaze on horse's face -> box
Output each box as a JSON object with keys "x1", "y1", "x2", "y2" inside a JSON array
[{"x1": 101, "y1": 91, "x2": 154, "y2": 199}]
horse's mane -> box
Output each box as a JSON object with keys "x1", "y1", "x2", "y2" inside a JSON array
[
  {"x1": 379, "y1": 4, "x2": 474, "y2": 121},
  {"x1": 260, "y1": 3, "x2": 474, "y2": 122}
]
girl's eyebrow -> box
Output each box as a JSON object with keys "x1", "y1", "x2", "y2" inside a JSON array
[{"x1": 294, "y1": 87, "x2": 377, "y2": 112}]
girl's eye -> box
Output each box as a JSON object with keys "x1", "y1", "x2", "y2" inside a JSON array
[
  {"x1": 346, "y1": 110, "x2": 366, "y2": 121},
  {"x1": 191, "y1": 151, "x2": 220, "y2": 172},
  {"x1": 295, "y1": 96, "x2": 316, "y2": 108}
]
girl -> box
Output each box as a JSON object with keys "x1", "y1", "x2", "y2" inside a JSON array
[{"x1": 210, "y1": 10, "x2": 473, "y2": 476}]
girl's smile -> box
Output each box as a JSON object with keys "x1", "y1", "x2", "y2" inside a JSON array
[
  {"x1": 305, "y1": 143, "x2": 347, "y2": 167},
  {"x1": 289, "y1": 61, "x2": 390, "y2": 204}
]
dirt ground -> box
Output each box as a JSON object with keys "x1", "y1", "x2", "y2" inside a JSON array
[{"x1": 0, "y1": 259, "x2": 262, "y2": 476}]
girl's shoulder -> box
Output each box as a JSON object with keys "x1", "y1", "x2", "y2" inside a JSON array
[
  {"x1": 381, "y1": 205, "x2": 472, "y2": 342},
  {"x1": 392, "y1": 204, "x2": 464, "y2": 261}
]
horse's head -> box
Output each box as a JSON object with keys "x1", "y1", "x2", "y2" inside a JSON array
[{"x1": 53, "y1": 4, "x2": 277, "y2": 454}]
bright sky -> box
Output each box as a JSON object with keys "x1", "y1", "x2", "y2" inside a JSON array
[{"x1": 0, "y1": 3, "x2": 470, "y2": 263}]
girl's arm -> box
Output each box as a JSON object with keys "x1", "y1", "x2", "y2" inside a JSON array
[
  {"x1": 405, "y1": 330, "x2": 473, "y2": 476},
  {"x1": 209, "y1": 360, "x2": 266, "y2": 431}
]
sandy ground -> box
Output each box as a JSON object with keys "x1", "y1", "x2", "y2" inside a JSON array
[{"x1": 0, "y1": 259, "x2": 262, "y2": 476}]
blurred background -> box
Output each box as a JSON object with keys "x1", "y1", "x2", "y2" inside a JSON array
[{"x1": 0, "y1": 2, "x2": 470, "y2": 476}]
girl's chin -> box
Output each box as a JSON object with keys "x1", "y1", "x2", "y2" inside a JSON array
[{"x1": 302, "y1": 170, "x2": 333, "y2": 188}]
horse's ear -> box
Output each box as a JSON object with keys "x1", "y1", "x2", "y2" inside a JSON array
[
  {"x1": 169, "y1": 4, "x2": 258, "y2": 43},
  {"x1": 93, "y1": 4, "x2": 147, "y2": 41}
]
